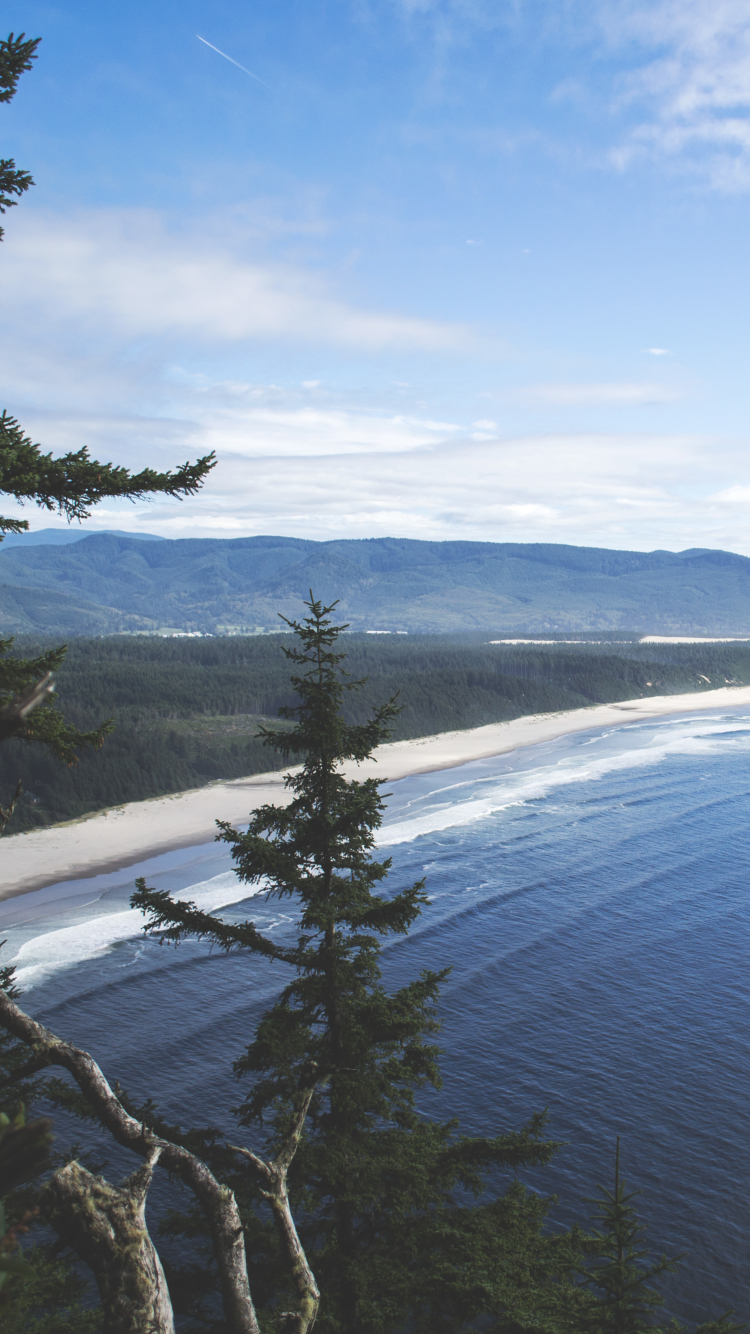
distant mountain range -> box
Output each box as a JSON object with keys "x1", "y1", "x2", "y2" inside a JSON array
[
  {"x1": 0, "y1": 527, "x2": 165, "y2": 548},
  {"x1": 3, "y1": 533, "x2": 750, "y2": 636}
]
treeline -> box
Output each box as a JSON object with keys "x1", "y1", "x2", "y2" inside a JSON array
[{"x1": 3, "y1": 633, "x2": 750, "y2": 832}]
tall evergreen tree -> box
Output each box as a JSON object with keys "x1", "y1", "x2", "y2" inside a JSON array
[
  {"x1": 0, "y1": 28, "x2": 215, "y2": 824},
  {"x1": 0, "y1": 32, "x2": 215, "y2": 542},
  {"x1": 134, "y1": 597, "x2": 577, "y2": 1333}
]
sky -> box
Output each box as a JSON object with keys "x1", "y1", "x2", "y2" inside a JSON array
[{"x1": 3, "y1": 0, "x2": 750, "y2": 551}]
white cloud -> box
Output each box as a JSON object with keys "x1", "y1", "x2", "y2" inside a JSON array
[
  {"x1": 602, "y1": 0, "x2": 750, "y2": 189},
  {"x1": 9, "y1": 421, "x2": 750, "y2": 557},
  {"x1": 707, "y1": 484, "x2": 750, "y2": 505},
  {"x1": 387, "y1": 1, "x2": 750, "y2": 191},
  {"x1": 7, "y1": 394, "x2": 464, "y2": 475},
  {"x1": 0, "y1": 208, "x2": 472, "y2": 352},
  {"x1": 521, "y1": 382, "x2": 679, "y2": 405},
  {"x1": 178, "y1": 430, "x2": 750, "y2": 553},
  {"x1": 185, "y1": 400, "x2": 463, "y2": 459}
]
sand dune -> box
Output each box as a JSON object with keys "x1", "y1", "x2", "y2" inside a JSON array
[{"x1": 3, "y1": 685, "x2": 750, "y2": 901}]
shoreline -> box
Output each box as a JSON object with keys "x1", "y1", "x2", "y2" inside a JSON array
[{"x1": 3, "y1": 684, "x2": 750, "y2": 901}]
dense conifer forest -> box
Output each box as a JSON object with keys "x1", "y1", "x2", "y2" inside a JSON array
[{"x1": 3, "y1": 632, "x2": 750, "y2": 833}]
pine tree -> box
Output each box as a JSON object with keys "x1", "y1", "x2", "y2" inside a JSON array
[
  {"x1": 580, "y1": 1137, "x2": 679, "y2": 1333},
  {"x1": 0, "y1": 29, "x2": 215, "y2": 825},
  {"x1": 133, "y1": 596, "x2": 575, "y2": 1333},
  {"x1": 579, "y1": 1138, "x2": 742, "y2": 1334},
  {"x1": 0, "y1": 963, "x2": 101, "y2": 1330},
  {"x1": 0, "y1": 32, "x2": 38, "y2": 247},
  {"x1": 0, "y1": 30, "x2": 215, "y2": 541}
]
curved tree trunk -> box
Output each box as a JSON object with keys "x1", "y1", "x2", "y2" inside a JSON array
[
  {"x1": 230, "y1": 1078, "x2": 321, "y2": 1334},
  {"x1": 0, "y1": 989, "x2": 260, "y2": 1332},
  {"x1": 0, "y1": 989, "x2": 326, "y2": 1334},
  {"x1": 42, "y1": 1155, "x2": 174, "y2": 1334}
]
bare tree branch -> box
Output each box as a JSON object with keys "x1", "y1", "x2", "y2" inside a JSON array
[
  {"x1": 0, "y1": 990, "x2": 260, "y2": 1334},
  {"x1": 230, "y1": 1075, "x2": 320, "y2": 1334}
]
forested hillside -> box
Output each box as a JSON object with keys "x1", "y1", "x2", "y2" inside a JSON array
[
  {"x1": 3, "y1": 632, "x2": 749, "y2": 832},
  {"x1": 4, "y1": 534, "x2": 750, "y2": 633}
]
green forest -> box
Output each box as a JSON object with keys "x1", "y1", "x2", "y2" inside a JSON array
[
  {"x1": 5, "y1": 603, "x2": 743, "y2": 1334},
  {"x1": 0, "y1": 31, "x2": 747, "y2": 1332},
  {"x1": 3, "y1": 631, "x2": 750, "y2": 832}
]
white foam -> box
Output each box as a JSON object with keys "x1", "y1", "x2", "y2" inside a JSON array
[
  {"x1": 12, "y1": 712, "x2": 750, "y2": 985},
  {"x1": 377, "y1": 716, "x2": 750, "y2": 846},
  {"x1": 10, "y1": 871, "x2": 252, "y2": 988}
]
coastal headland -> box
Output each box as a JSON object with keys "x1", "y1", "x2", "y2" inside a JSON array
[{"x1": 3, "y1": 684, "x2": 750, "y2": 902}]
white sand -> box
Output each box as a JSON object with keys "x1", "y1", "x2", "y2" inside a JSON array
[{"x1": 3, "y1": 685, "x2": 750, "y2": 902}]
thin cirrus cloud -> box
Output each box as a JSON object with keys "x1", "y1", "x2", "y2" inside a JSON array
[
  {"x1": 8, "y1": 387, "x2": 750, "y2": 555},
  {"x1": 0, "y1": 209, "x2": 473, "y2": 352},
  {"x1": 601, "y1": 0, "x2": 750, "y2": 188},
  {"x1": 390, "y1": 0, "x2": 750, "y2": 190},
  {"x1": 187, "y1": 402, "x2": 463, "y2": 459}
]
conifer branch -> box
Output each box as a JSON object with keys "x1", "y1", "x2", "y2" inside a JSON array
[
  {"x1": 0, "y1": 411, "x2": 216, "y2": 523},
  {"x1": 132, "y1": 880, "x2": 298, "y2": 962},
  {"x1": 0, "y1": 671, "x2": 54, "y2": 744},
  {"x1": 0, "y1": 778, "x2": 22, "y2": 834}
]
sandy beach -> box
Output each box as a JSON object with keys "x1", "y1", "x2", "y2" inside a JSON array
[{"x1": 3, "y1": 684, "x2": 750, "y2": 902}]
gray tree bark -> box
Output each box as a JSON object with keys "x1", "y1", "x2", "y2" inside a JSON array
[
  {"x1": 0, "y1": 992, "x2": 324, "y2": 1334},
  {"x1": 231, "y1": 1075, "x2": 321, "y2": 1334},
  {"x1": 41, "y1": 1153, "x2": 174, "y2": 1334},
  {"x1": 0, "y1": 990, "x2": 261, "y2": 1334}
]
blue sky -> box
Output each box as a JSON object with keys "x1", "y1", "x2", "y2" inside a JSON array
[{"x1": 3, "y1": 0, "x2": 750, "y2": 550}]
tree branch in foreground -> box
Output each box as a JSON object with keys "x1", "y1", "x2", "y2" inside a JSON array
[
  {"x1": 41, "y1": 1152, "x2": 174, "y2": 1334},
  {"x1": 0, "y1": 990, "x2": 322, "y2": 1334},
  {"x1": 0, "y1": 671, "x2": 54, "y2": 746},
  {"x1": 229, "y1": 1069, "x2": 321, "y2": 1334},
  {"x1": 0, "y1": 411, "x2": 216, "y2": 523},
  {"x1": 0, "y1": 990, "x2": 260, "y2": 1334}
]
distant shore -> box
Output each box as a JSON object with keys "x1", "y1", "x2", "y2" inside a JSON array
[{"x1": 3, "y1": 684, "x2": 750, "y2": 902}]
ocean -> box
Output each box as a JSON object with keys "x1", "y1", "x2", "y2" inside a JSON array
[{"x1": 3, "y1": 704, "x2": 750, "y2": 1323}]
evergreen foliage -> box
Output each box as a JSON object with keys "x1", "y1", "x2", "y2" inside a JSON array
[
  {"x1": 0, "y1": 968, "x2": 98, "y2": 1328},
  {"x1": 0, "y1": 410, "x2": 216, "y2": 535},
  {"x1": 0, "y1": 637, "x2": 113, "y2": 826},
  {"x1": 0, "y1": 1105, "x2": 54, "y2": 1304},
  {"x1": 578, "y1": 1139, "x2": 742, "y2": 1334},
  {"x1": 4, "y1": 632, "x2": 750, "y2": 833},
  {"x1": 0, "y1": 33, "x2": 216, "y2": 541},
  {"x1": 0, "y1": 28, "x2": 214, "y2": 838},
  {"x1": 0, "y1": 1247, "x2": 100, "y2": 1333},
  {"x1": 0, "y1": 32, "x2": 39, "y2": 246},
  {"x1": 581, "y1": 1137, "x2": 679, "y2": 1332},
  {"x1": 133, "y1": 598, "x2": 582, "y2": 1332}
]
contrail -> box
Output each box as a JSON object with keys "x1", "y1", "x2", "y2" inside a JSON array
[{"x1": 196, "y1": 35, "x2": 270, "y2": 89}]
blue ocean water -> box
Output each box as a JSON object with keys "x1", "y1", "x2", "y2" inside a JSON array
[{"x1": 3, "y1": 706, "x2": 750, "y2": 1322}]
